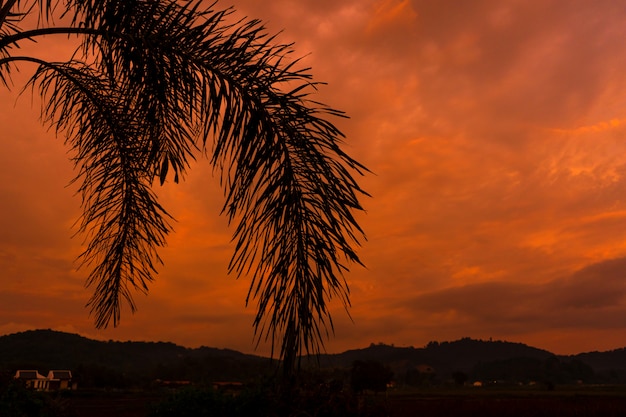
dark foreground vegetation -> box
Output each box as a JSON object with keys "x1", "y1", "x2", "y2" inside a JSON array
[
  {"x1": 0, "y1": 377, "x2": 389, "y2": 417},
  {"x1": 4, "y1": 380, "x2": 626, "y2": 417}
]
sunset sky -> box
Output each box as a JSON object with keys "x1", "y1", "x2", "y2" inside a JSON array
[{"x1": 3, "y1": 0, "x2": 626, "y2": 357}]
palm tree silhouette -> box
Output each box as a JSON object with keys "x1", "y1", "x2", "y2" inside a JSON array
[{"x1": 0, "y1": 0, "x2": 367, "y2": 376}]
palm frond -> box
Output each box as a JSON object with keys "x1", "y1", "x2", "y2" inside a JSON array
[
  {"x1": 1, "y1": 0, "x2": 368, "y2": 376},
  {"x1": 27, "y1": 59, "x2": 173, "y2": 328}
]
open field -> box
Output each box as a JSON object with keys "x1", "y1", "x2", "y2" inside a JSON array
[
  {"x1": 388, "y1": 386, "x2": 626, "y2": 417},
  {"x1": 63, "y1": 390, "x2": 166, "y2": 417},
  {"x1": 38, "y1": 385, "x2": 626, "y2": 416}
]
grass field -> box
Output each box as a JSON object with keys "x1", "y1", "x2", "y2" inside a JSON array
[
  {"x1": 29, "y1": 385, "x2": 626, "y2": 416},
  {"x1": 387, "y1": 385, "x2": 626, "y2": 417}
]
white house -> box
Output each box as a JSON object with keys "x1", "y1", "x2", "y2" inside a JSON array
[
  {"x1": 14, "y1": 370, "x2": 48, "y2": 390},
  {"x1": 46, "y1": 370, "x2": 74, "y2": 390},
  {"x1": 14, "y1": 370, "x2": 75, "y2": 391}
]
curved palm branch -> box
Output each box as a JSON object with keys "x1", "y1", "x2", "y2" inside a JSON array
[{"x1": 0, "y1": 0, "x2": 367, "y2": 375}]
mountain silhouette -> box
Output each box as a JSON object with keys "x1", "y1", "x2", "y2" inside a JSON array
[
  {"x1": 312, "y1": 338, "x2": 554, "y2": 380},
  {"x1": 2, "y1": 330, "x2": 626, "y2": 387},
  {"x1": 0, "y1": 329, "x2": 271, "y2": 387}
]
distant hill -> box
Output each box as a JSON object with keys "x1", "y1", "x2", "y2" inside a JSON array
[
  {"x1": 572, "y1": 348, "x2": 626, "y2": 371},
  {"x1": 311, "y1": 338, "x2": 626, "y2": 384},
  {"x1": 2, "y1": 330, "x2": 626, "y2": 387},
  {"x1": 0, "y1": 329, "x2": 272, "y2": 387},
  {"x1": 313, "y1": 338, "x2": 554, "y2": 379},
  {"x1": 569, "y1": 348, "x2": 626, "y2": 383}
]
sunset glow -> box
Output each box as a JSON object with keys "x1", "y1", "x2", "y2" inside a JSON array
[{"x1": 3, "y1": 0, "x2": 626, "y2": 356}]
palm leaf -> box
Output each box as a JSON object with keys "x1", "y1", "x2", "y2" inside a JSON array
[{"x1": 0, "y1": 0, "x2": 368, "y2": 376}]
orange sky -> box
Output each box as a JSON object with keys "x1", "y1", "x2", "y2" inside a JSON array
[{"x1": 3, "y1": 0, "x2": 626, "y2": 356}]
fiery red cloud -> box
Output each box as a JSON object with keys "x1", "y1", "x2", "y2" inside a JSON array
[{"x1": 2, "y1": 0, "x2": 626, "y2": 356}]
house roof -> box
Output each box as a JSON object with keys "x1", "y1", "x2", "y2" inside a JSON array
[
  {"x1": 48, "y1": 370, "x2": 72, "y2": 380},
  {"x1": 15, "y1": 370, "x2": 45, "y2": 380}
]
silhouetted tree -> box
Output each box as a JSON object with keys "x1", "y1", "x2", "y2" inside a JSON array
[
  {"x1": 451, "y1": 371, "x2": 468, "y2": 386},
  {"x1": 350, "y1": 360, "x2": 393, "y2": 394},
  {"x1": 404, "y1": 368, "x2": 436, "y2": 387},
  {"x1": 0, "y1": 0, "x2": 367, "y2": 377}
]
